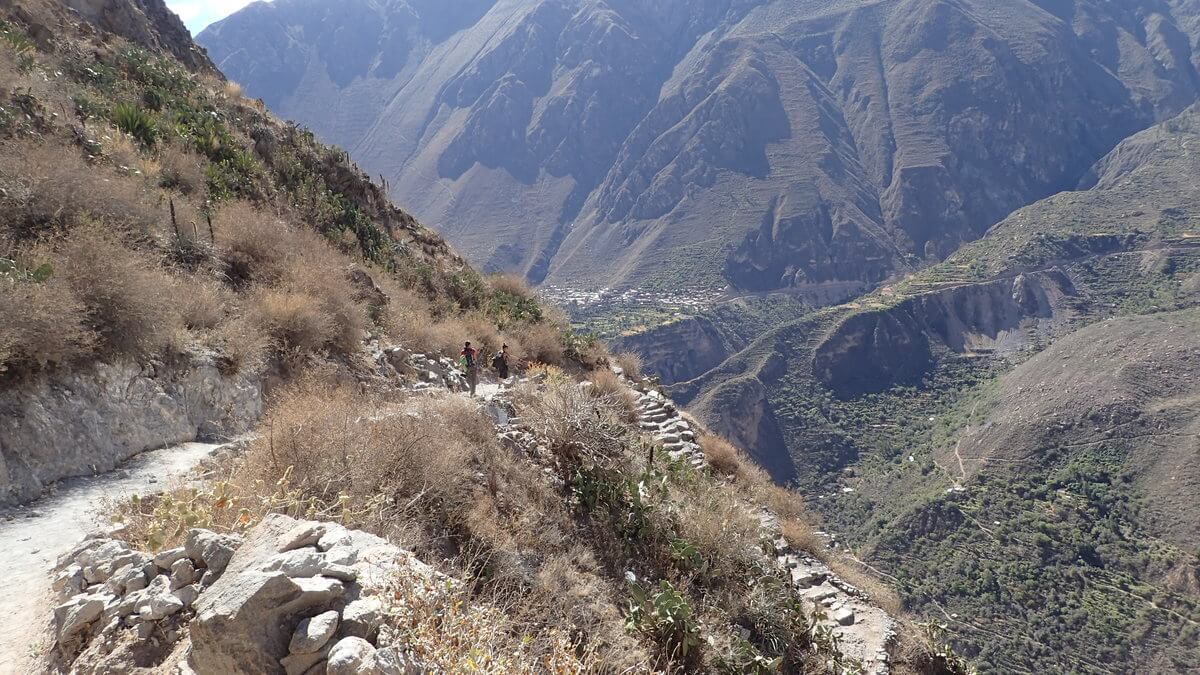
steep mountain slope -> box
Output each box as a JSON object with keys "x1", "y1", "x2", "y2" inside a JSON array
[
  {"x1": 200, "y1": 0, "x2": 1200, "y2": 293},
  {"x1": 669, "y1": 104, "x2": 1200, "y2": 672}
]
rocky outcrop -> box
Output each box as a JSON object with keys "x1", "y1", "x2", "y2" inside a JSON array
[
  {"x1": 61, "y1": 0, "x2": 217, "y2": 72},
  {"x1": 50, "y1": 515, "x2": 438, "y2": 674},
  {"x1": 0, "y1": 354, "x2": 262, "y2": 505}
]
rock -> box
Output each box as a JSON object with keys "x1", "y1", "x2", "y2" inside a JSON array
[
  {"x1": 791, "y1": 569, "x2": 819, "y2": 588},
  {"x1": 289, "y1": 610, "x2": 340, "y2": 654},
  {"x1": 185, "y1": 529, "x2": 243, "y2": 576},
  {"x1": 137, "y1": 577, "x2": 186, "y2": 621},
  {"x1": 834, "y1": 607, "x2": 856, "y2": 626},
  {"x1": 53, "y1": 564, "x2": 86, "y2": 599},
  {"x1": 341, "y1": 598, "x2": 383, "y2": 639},
  {"x1": 279, "y1": 522, "x2": 329, "y2": 552},
  {"x1": 260, "y1": 549, "x2": 358, "y2": 582},
  {"x1": 327, "y1": 637, "x2": 377, "y2": 675},
  {"x1": 374, "y1": 646, "x2": 423, "y2": 675},
  {"x1": 154, "y1": 547, "x2": 189, "y2": 570},
  {"x1": 78, "y1": 540, "x2": 146, "y2": 584},
  {"x1": 171, "y1": 558, "x2": 198, "y2": 590},
  {"x1": 103, "y1": 563, "x2": 143, "y2": 595},
  {"x1": 189, "y1": 571, "x2": 345, "y2": 674},
  {"x1": 281, "y1": 648, "x2": 328, "y2": 675},
  {"x1": 174, "y1": 583, "x2": 202, "y2": 608},
  {"x1": 54, "y1": 593, "x2": 106, "y2": 641}
]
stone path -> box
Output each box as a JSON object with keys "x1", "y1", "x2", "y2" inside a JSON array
[
  {"x1": 0, "y1": 442, "x2": 222, "y2": 673},
  {"x1": 633, "y1": 387, "x2": 706, "y2": 471}
]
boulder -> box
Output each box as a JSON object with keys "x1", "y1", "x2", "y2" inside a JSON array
[
  {"x1": 834, "y1": 607, "x2": 856, "y2": 626},
  {"x1": 54, "y1": 593, "x2": 106, "y2": 641},
  {"x1": 279, "y1": 522, "x2": 330, "y2": 552},
  {"x1": 289, "y1": 610, "x2": 340, "y2": 654},
  {"x1": 326, "y1": 637, "x2": 377, "y2": 675},
  {"x1": 185, "y1": 529, "x2": 243, "y2": 575},
  {"x1": 171, "y1": 557, "x2": 198, "y2": 589},
  {"x1": 153, "y1": 547, "x2": 189, "y2": 570},
  {"x1": 341, "y1": 598, "x2": 383, "y2": 640},
  {"x1": 53, "y1": 564, "x2": 87, "y2": 599},
  {"x1": 281, "y1": 648, "x2": 329, "y2": 675},
  {"x1": 189, "y1": 572, "x2": 345, "y2": 673},
  {"x1": 260, "y1": 549, "x2": 358, "y2": 582}
]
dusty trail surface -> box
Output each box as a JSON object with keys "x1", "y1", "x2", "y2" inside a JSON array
[{"x1": 0, "y1": 442, "x2": 220, "y2": 673}]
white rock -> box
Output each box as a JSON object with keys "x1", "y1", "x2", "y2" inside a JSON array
[
  {"x1": 341, "y1": 598, "x2": 383, "y2": 639},
  {"x1": 54, "y1": 593, "x2": 106, "y2": 641},
  {"x1": 289, "y1": 610, "x2": 340, "y2": 654},
  {"x1": 834, "y1": 607, "x2": 856, "y2": 626},
  {"x1": 185, "y1": 529, "x2": 243, "y2": 575},
  {"x1": 153, "y1": 547, "x2": 189, "y2": 570},
  {"x1": 173, "y1": 584, "x2": 201, "y2": 608},
  {"x1": 281, "y1": 649, "x2": 327, "y2": 675},
  {"x1": 327, "y1": 637, "x2": 378, "y2": 675},
  {"x1": 171, "y1": 558, "x2": 198, "y2": 590}
]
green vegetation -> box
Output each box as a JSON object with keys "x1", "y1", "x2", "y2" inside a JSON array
[{"x1": 110, "y1": 103, "x2": 158, "y2": 147}]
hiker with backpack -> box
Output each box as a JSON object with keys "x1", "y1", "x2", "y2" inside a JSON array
[
  {"x1": 460, "y1": 341, "x2": 479, "y2": 396},
  {"x1": 492, "y1": 344, "x2": 511, "y2": 380}
]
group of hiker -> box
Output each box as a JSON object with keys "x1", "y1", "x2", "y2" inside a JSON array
[{"x1": 458, "y1": 341, "x2": 510, "y2": 396}]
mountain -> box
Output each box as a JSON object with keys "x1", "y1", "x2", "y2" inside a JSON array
[
  {"x1": 667, "y1": 104, "x2": 1200, "y2": 672},
  {"x1": 199, "y1": 0, "x2": 1200, "y2": 295}
]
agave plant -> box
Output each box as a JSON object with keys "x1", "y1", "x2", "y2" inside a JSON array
[{"x1": 111, "y1": 102, "x2": 158, "y2": 148}]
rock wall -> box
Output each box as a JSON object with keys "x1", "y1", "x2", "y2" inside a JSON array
[{"x1": 0, "y1": 355, "x2": 262, "y2": 505}]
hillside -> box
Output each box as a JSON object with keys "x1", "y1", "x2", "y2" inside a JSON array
[
  {"x1": 0, "y1": 2, "x2": 955, "y2": 673},
  {"x1": 669, "y1": 104, "x2": 1200, "y2": 672},
  {"x1": 199, "y1": 0, "x2": 1200, "y2": 294}
]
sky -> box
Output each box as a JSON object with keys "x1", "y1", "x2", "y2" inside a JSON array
[{"x1": 166, "y1": 0, "x2": 260, "y2": 35}]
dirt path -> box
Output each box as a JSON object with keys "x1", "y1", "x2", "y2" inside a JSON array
[{"x1": 0, "y1": 442, "x2": 221, "y2": 673}]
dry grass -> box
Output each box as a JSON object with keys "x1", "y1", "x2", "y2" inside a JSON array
[
  {"x1": 698, "y1": 433, "x2": 745, "y2": 478},
  {"x1": 779, "y1": 516, "x2": 826, "y2": 558},
  {"x1": 486, "y1": 273, "x2": 535, "y2": 299},
  {"x1": 178, "y1": 277, "x2": 228, "y2": 330},
  {"x1": 213, "y1": 201, "x2": 297, "y2": 286},
  {"x1": 53, "y1": 225, "x2": 184, "y2": 358},
  {"x1": 213, "y1": 313, "x2": 269, "y2": 375},
  {"x1": 0, "y1": 141, "x2": 163, "y2": 239},
  {"x1": 614, "y1": 352, "x2": 644, "y2": 381},
  {"x1": 824, "y1": 555, "x2": 905, "y2": 617},
  {"x1": 675, "y1": 480, "x2": 762, "y2": 577},
  {"x1": 587, "y1": 368, "x2": 638, "y2": 422},
  {"x1": 156, "y1": 143, "x2": 206, "y2": 196}
]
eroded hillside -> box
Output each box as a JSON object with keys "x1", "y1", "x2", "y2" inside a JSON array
[{"x1": 200, "y1": 0, "x2": 1200, "y2": 295}]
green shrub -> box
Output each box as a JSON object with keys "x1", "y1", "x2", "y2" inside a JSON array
[
  {"x1": 206, "y1": 151, "x2": 260, "y2": 202},
  {"x1": 111, "y1": 103, "x2": 158, "y2": 148},
  {"x1": 626, "y1": 580, "x2": 702, "y2": 664}
]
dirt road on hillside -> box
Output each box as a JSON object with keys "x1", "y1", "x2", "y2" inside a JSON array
[{"x1": 0, "y1": 443, "x2": 220, "y2": 673}]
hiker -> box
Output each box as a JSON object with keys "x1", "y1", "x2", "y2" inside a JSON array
[
  {"x1": 460, "y1": 341, "x2": 479, "y2": 396},
  {"x1": 492, "y1": 343, "x2": 511, "y2": 380}
]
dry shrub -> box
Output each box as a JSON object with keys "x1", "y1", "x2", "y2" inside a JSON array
[
  {"x1": 222, "y1": 81, "x2": 244, "y2": 99},
  {"x1": 214, "y1": 202, "x2": 296, "y2": 286},
  {"x1": 53, "y1": 225, "x2": 184, "y2": 358},
  {"x1": 514, "y1": 374, "x2": 627, "y2": 464},
  {"x1": 157, "y1": 144, "x2": 206, "y2": 196},
  {"x1": 587, "y1": 368, "x2": 638, "y2": 422},
  {"x1": 99, "y1": 128, "x2": 145, "y2": 174},
  {"x1": 614, "y1": 351, "x2": 644, "y2": 380},
  {"x1": 386, "y1": 566, "x2": 597, "y2": 673},
  {"x1": 0, "y1": 142, "x2": 162, "y2": 239},
  {"x1": 236, "y1": 379, "x2": 532, "y2": 547},
  {"x1": 214, "y1": 313, "x2": 269, "y2": 374},
  {"x1": 779, "y1": 516, "x2": 825, "y2": 558},
  {"x1": 513, "y1": 321, "x2": 564, "y2": 366},
  {"x1": 824, "y1": 555, "x2": 904, "y2": 616},
  {"x1": 486, "y1": 273, "x2": 534, "y2": 299},
  {"x1": 278, "y1": 257, "x2": 368, "y2": 357},
  {"x1": 525, "y1": 549, "x2": 650, "y2": 670},
  {"x1": 0, "y1": 270, "x2": 96, "y2": 374},
  {"x1": 179, "y1": 277, "x2": 228, "y2": 330},
  {"x1": 249, "y1": 289, "x2": 335, "y2": 355},
  {"x1": 675, "y1": 481, "x2": 762, "y2": 577},
  {"x1": 459, "y1": 311, "x2": 504, "y2": 357},
  {"x1": 699, "y1": 433, "x2": 745, "y2": 478}
]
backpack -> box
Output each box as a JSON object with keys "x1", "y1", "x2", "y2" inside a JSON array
[{"x1": 492, "y1": 352, "x2": 505, "y2": 370}]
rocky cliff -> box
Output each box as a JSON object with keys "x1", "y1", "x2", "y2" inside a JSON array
[
  {"x1": 0, "y1": 354, "x2": 261, "y2": 505},
  {"x1": 201, "y1": 0, "x2": 1200, "y2": 292}
]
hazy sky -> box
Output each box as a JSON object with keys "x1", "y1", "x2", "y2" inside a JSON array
[{"x1": 167, "y1": 0, "x2": 260, "y2": 34}]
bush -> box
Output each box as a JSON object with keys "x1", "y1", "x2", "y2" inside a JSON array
[
  {"x1": 614, "y1": 352, "x2": 644, "y2": 380},
  {"x1": 0, "y1": 261, "x2": 95, "y2": 375},
  {"x1": 587, "y1": 368, "x2": 638, "y2": 422},
  {"x1": 54, "y1": 225, "x2": 184, "y2": 358},
  {"x1": 111, "y1": 103, "x2": 158, "y2": 148},
  {"x1": 157, "y1": 144, "x2": 206, "y2": 196},
  {"x1": 513, "y1": 321, "x2": 565, "y2": 366}
]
